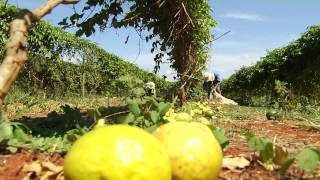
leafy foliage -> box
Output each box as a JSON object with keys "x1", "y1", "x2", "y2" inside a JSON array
[
  {"x1": 280, "y1": 148, "x2": 320, "y2": 177},
  {"x1": 0, "y1": 104, "x2": 90, "y2": 153},
  {"x1": 0, "y1": 2, "x2": 172, "y2": 98},
  {"x1": 245, "y1": 132, "x2": 320, "y2": 176},
  {"x1": 222, "y1": 26, "x2": 320, "y2": 107},
  {"x1": 60, "y1": 0, "x2": 216, "y2": 104},
  {"x1": 119, "y1": 97, "x2": 172, "y2": 132},
  {"x1": 0, "y1": 118, "x2": 30, "y2": 153},
  {"x1": 208, "y1": 125, "x2": 229, "y2": 150}
]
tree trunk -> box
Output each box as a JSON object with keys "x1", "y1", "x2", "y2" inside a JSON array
[
  {"x1": 0, "y1": 0, "x2": 79, "y2": 112},
  {"x1": 178, "y1": 86, "x2": 186, "y2": 107},
  {"x1": 81, "y1": 59, "x2": 86, "y2": 97}
]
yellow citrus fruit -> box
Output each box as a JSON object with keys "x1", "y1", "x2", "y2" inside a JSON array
[
  {"x1": 64, "y1": 125, "x2": 171, "y2": 180},
  {"x1": 174, "y1": 112, "x2": 192, "y2": 122},
  {"x1": 153, "y1": 122, "x2": 223, "y2": 180}
]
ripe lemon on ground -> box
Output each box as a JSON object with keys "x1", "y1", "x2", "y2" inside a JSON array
[
  {"x1": 153, "y1": 122, "x2": 223, "y2": 180},
  {"x1": 64, "y1": 125, "x2": 171, "y2": 180}
]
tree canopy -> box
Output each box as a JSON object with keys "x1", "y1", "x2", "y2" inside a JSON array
[{"x1": 60, "y1": 0, "x2": 216, "y2": 104}]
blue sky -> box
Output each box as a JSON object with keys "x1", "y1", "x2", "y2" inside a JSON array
[{"x1": 6, "y1": 0, "x2": 320, "y2": 79}]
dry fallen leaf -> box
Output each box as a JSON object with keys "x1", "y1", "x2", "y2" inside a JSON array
[
  {"x1": 223, "y1": 156, "x2": 250, "y2": 170},
  {"x1": 22, "y1": 161, "x2": 42, "y2": 177},
  {"x1": 22, "y1": 161, "x2": 64, "y2": 180},
  {"x1": 42, "y1": 161, "x2": 63, "y2": 173}
]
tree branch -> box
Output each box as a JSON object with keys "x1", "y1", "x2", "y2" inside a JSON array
[
  {"x1": 181, "y1": 2, "x2": 194, "y2": 28},
  {"x1": 0, "y1": 0, "x2": 79, "y2": 112}
]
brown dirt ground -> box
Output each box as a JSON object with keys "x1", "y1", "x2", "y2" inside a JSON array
[{"x1": 217, "y1": 118, "x2": 320, "y2": 180}]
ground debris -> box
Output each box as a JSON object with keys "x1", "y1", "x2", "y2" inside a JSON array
[{"x1": 22, "y1": 161, "x2": 64, "y2": 180}]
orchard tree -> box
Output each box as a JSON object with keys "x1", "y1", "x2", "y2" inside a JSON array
[
  {"x1": 0, "y1": 0, "x2": 215, "y2": 111},
  {"x1": 60, "y1": 0, "x2": 216, "y2": 105}
]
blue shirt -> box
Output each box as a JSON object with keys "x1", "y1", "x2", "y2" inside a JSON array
[{"x1": 213, "y1": 71, "x2": 222, "y2": 82}]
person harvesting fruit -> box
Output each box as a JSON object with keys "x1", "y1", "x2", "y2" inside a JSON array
[
  {"x1": 144, "y1": 81, "x2": 156, "y2": 97},
  {"x1": 203, "y1": 72, "x2": 215, "y2": 100},
  {"x1": 213, "y1": 70, "x2": 222, "y2": 94}
]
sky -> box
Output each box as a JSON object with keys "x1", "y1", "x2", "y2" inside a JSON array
[{"x1": 6, "y1": 0, "x2": 320, "y2": 80}]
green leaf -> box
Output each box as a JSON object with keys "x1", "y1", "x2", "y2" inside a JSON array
[
  {"x1": 0, "y1": 121, "x2": 13, "y2": 141},
  {"x1": 121, "y1": 113, "x2": 135, "y2": 124},
  {"x1": 280, "y1": 157, "x2": 295, "y2": 177},
  {"x1": 246, "y1": 135, "x2": 268, "y2": 151},
  {"x1": 13, "y1": 128, "x2": 29, "y2": 143},
  {"x1": 295, "y1": 148, "x2": 320, "y2": 172},
  {"x1": 150, "y1": 111, "x2": 159, "y2": 123},
  {"x1": 212, "y1": 127, "x2": 229, "y2": 150},
  {"x1": 144, "y1": 96, "x2": 159, "y2": 107},
  {"x1": 127, "y1": 100, "x2": 141, "y2": 116},
  {"x1": 259, "y1": 142, "x2": 274, "y2": 163},
  {"x1": 135, "y1": 116, "x2": 145, "y2": 123},
  {"x1": 157, "y1": 102, "x2": 171, "y2": 117},
  {"x1": 145, "y1": 125, "x2": 158, "y2": 133}
]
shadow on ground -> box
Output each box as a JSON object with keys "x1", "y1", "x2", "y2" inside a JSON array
[{"x1": 12, "y1": 104, "x2": 128, "y2": 137}]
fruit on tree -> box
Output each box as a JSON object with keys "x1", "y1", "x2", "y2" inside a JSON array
[
  {"x1": 64, "y1": 125, "x2": 171, "y2": 180},
  {"x1": 153, "y1": 122, "x2": 223, "y2": 180}
]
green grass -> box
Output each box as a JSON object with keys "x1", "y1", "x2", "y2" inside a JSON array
[{"x1": 219, "y1": 105, "x2": 266, "y2": 121}]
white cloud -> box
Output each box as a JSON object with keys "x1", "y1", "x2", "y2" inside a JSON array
[
  {"x1": 207, "y1": 52, "x2": 266, "y2": 79},
  {"x1": 221, "y1": 12, "x2": 266, "y2": 21}
]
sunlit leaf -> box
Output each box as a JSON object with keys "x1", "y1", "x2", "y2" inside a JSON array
[
  {"x1": 127, "y1": 100, "x2": 141, "y2": 116},
  {"x1": 295, "y1": 148, "x2": 320, "y2": 172},
  {"x1": 0, "y1": 121, "x2": 13, "y2": 141},
  {"x1": 150, "y1": 111, "x2": 159, "y2": 123}
]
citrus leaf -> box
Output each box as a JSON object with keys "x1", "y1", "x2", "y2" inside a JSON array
[
  {"x1": 150, "y1": 111, "x2": 159, "y2": 123},
  {"x1": 145, "y1": 125, "x2": 158, "y2": 133},
  {"x1": 246, "y1": 135, "x2": 268, "y2": 151},
  {"x1": 0, "y1": 121, "x2": 13, "y2": 141},
  {"x1": 259, "y1": 142, "x2": 274, "y2": 164},
  {"x1": 121, "y1": 113, "x2": 135, "y2": 124},
  {"x1": 280, "y1": 157, "x2": 295, "y2": 177},
  {"x1": 13, "y1": 128, "x2": 29, "y2": 143},
  {"x1": 212, "y1": 127, "x2": 229, "y2": 150},
  {"x1": 127, "y1": 100, "x2": 141, "y2": 116},
  {"x1": 157, "y1": 102, "x2": 171, "y2": 117},
  {"x1": 295, "y1": 148, "x2": 320, "y2": 172}
]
